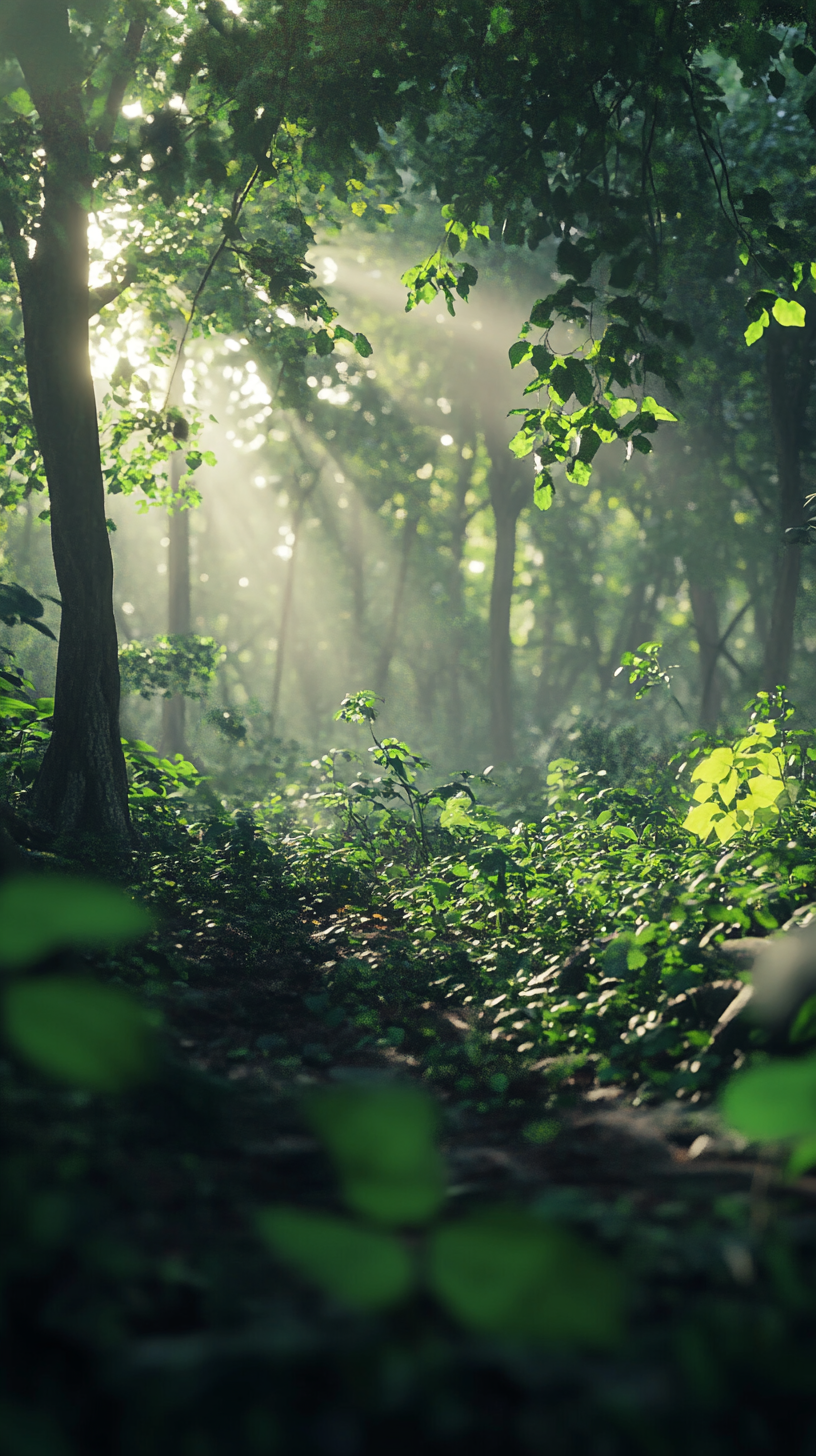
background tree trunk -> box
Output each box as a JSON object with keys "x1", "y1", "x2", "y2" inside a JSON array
[
  {"x1": 761, "y1": 311, "x2": 816, "y2": 689},
  {"x1": 161, "y1": 452, "x2": 191, "y2": 759},
  {"x1": 485, "y1": 429, "x2": 528, "y2": 765},
  {"x1": 9, "y1": 15, "x2": 130, "y2": 846},
  {"x1": 689, "y1": 581, "x2": 722, "y2": 730},
  {"x1": 375, "y1": 514, "x2": 417, "y2": 696}
]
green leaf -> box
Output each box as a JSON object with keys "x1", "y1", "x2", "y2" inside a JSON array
[
  {"x1": 640, "y1": 396, "x2": 678, "y2": 423},
  {"x1": 722, "y1": 1054, "x2": 816, "y2": 1141},
  {"x1": 0, "y1": 874, "x2": 152, "y2": 971},
  {"x1": 608, "y1": 397, "x2": 636, "y2": 419},
  {"x1": 509, "y1": 429, "x2": 536, "y2": 459},
  {"x1": 790, "y1": 996, "x2": 816, "y2": 1045},
  {"x1": 4, "y1": 87, "x2": 34, "y2": 116},
  {"x1": 509, "y1": 340, "x2": 533, "y2": 368},
  {"x1": 745, "y1": 313, "x2": 769, "y2": 346},
  {"x1": 313, "y1": 329, "x2": 334, "y2": 356},
  {"x1": 533, "y1": 476, "x2": 554, "y2": 510},
  {"x1": 429, "y1": 1209, "x2": 623, "y2": 1348},
  {"x1": 3, "y1": 977, "x2": 155, "y2": 1091},
  {"x1": 354, "y1": 333, "x2": 373, "y2": 358},
  {"x1": 691, "y1": 746, "x2": 734, "y2": 785},
  {"x1": 772, "y1": 297, "x2": 806, "y2": 328},
  {"x1": 529, "y1": 298, "x2": 554, "y2": 328},
  {"x1": 567, "y1": 458, "x2": 593, "y2": 485},
  {"x1": 257, "y1": 1207, "x2": 413, "y2": 1309},
  {"x1": 304, "y1": 1085, "x2": 445, "y2": 1225},
  {"x1": 440, "y1": 795, "x2": 478, "y2": 830}
]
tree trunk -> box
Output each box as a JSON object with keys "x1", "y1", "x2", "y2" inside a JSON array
[
  {"x1": 689, "y1": 581, "x2": 722, "y2": 729},
  {"x1": 8, "y1": 16, "x2": 130, "y2": 846},
  {"x1": 271, "y1": 535, "x2": 298, "y2": 727},
  {"x1": 375, "y1": 515, "x2": 417, "y2": 695},
  {"x1": 761, "y1": 311, "x2": 816, "y2": 689},
  {"x1": 160, "y1": 452, "x2": 191, "y2": 759},
  {"x1": 447, "y1": 437, "x2": 476, "y2": 759},
  {"x1": 485, "y1": 430, "x2": 528, "y2": 764}
]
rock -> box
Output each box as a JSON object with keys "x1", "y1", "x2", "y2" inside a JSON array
[{"x1": 751, "y1": 925, "x2": 816, "y2": 1025}]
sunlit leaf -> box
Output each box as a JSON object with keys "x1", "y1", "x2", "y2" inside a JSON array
[
  {"x1": 533, "y1": 476, "x2": 554, "y2": 510},
  {"x1": 257, "y1": 1207, "x2": 413, "y2": 1309},
  {"x1": 608, "y1": 396, "x2": 636, "y2": 419},
  {"x1": 683, "y1": 801, "x2": 722, "y2": 841},
  {"x1": 640, "y1": 396, "x2": 678, "y2": 422},
  {"x1": 691, "y1": 747, "x2": 734, "y2": 785},
  {"x1": 3, "y1": 977, "x2": 155, "y2": 1091},
  {"x1": 745, "y1": 312, "x2": 769, "y2": 346},
  {"x1": 440, "y1": 796, "x2": 478, "y2": 831},
  {"x1": 0, "y1": 874, "x2": 153, "y2": 971},
  {"x1": 772, "y1": 297, "x2": 806, "y2": 328}
]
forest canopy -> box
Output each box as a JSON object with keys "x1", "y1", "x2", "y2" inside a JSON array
[{"x1": 5, "y1": 6, "x2": 816, "y2": 1453}]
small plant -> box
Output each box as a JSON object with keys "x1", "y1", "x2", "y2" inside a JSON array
[
  {"x1": 615, "y1": 639, "x2": 685, "y2": 716},
  {"x1": 683, "y1": 721, "x2": 788, "y2": 844},
  {"x1": 119, "y1": 633, "x2": 225, "y2": 700}
]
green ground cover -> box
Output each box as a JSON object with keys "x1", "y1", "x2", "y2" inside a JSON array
[{"x1": 4, "y1": 678, "x2": 816, "y2": 1454}]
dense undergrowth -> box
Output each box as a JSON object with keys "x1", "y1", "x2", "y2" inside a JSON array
[{"x1": 5, "y1": 668, "x2": 816, "y2": 1453}]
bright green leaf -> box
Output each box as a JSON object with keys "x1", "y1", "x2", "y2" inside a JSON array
[
  {"x1": 745, "y1": 312, "x2": 769, "y2": 346},
  {"x1": 608, "y1": 397, "x2": 636, "y2": 419},
  {"x1": 440, "y1": 796, "x2": 478, "y2": 831},
  {"x1": 533, "y1": 477, "x2": 554, "y2": 510},
  {"x1": 691, "y1": 747, "x2": 734, "y2": 785},
  {"x1": 772, "y1": 297, "x2": 806, "y2": 328},
  {"x1": 640, "y1": 396, "x2": 678, "y2": 423}
]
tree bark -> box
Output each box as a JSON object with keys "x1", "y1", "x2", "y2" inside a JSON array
[
  {"x1": 8, "y1": 10, "x2": 130, "y2": 846},
  {"x1": 375, "y1": 515, "x2": 417, "y2": 696},
  {"x1": 689, "y1": 581, "x2": 722, "y2": 730},
  {"x1": 485, "y1": 429, "x2": 528, "y2": 764},
  {"x1": 447, "y1": 434, "x2": 476, "y2": 758},
  {"x1": 160, "y1": 452, "x2": 191, "y2": 759},
  {"x1": 761, "y1": 311, "x2": 816, "y2": 689}
]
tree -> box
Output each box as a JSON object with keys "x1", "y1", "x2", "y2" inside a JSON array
[{"x1": 0, "y1": 0, "x2": 451, "y2": 846}]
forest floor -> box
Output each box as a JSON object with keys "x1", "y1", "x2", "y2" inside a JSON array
[{"x1": 8, "y1": 791, "x2": 816, "y2": 1455}]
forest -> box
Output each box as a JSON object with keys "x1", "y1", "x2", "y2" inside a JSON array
[{"x1": 6, "y1": 1, "x2": 816, "y2": 1452}]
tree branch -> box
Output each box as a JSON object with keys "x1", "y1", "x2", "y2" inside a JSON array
[
  {"x1": 94, "y1": 11, "x2": 147, "y2": 154},
  {"x1": 88, "y1": 264, "x2": 138, "y2": 316},
  {"x1": 0, "y1": 170, "x2": 31, "y2": 287}
]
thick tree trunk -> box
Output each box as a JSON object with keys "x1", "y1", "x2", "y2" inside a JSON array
[
  {"x1": 161, "y1": 454, "x2": 191, "y2": 759},
  {"x1": 761, "y1": 312, "x2": 816, "y2": 689},
  {"x1": 271, "y1": 538, "x2": 298, "y2": 727},
  {"x1": 10, "y1": 25, "x2": 130, "y2": 846},
  {"x1": 447, "y1": 438, "x2": 475, "y2": 758}
]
